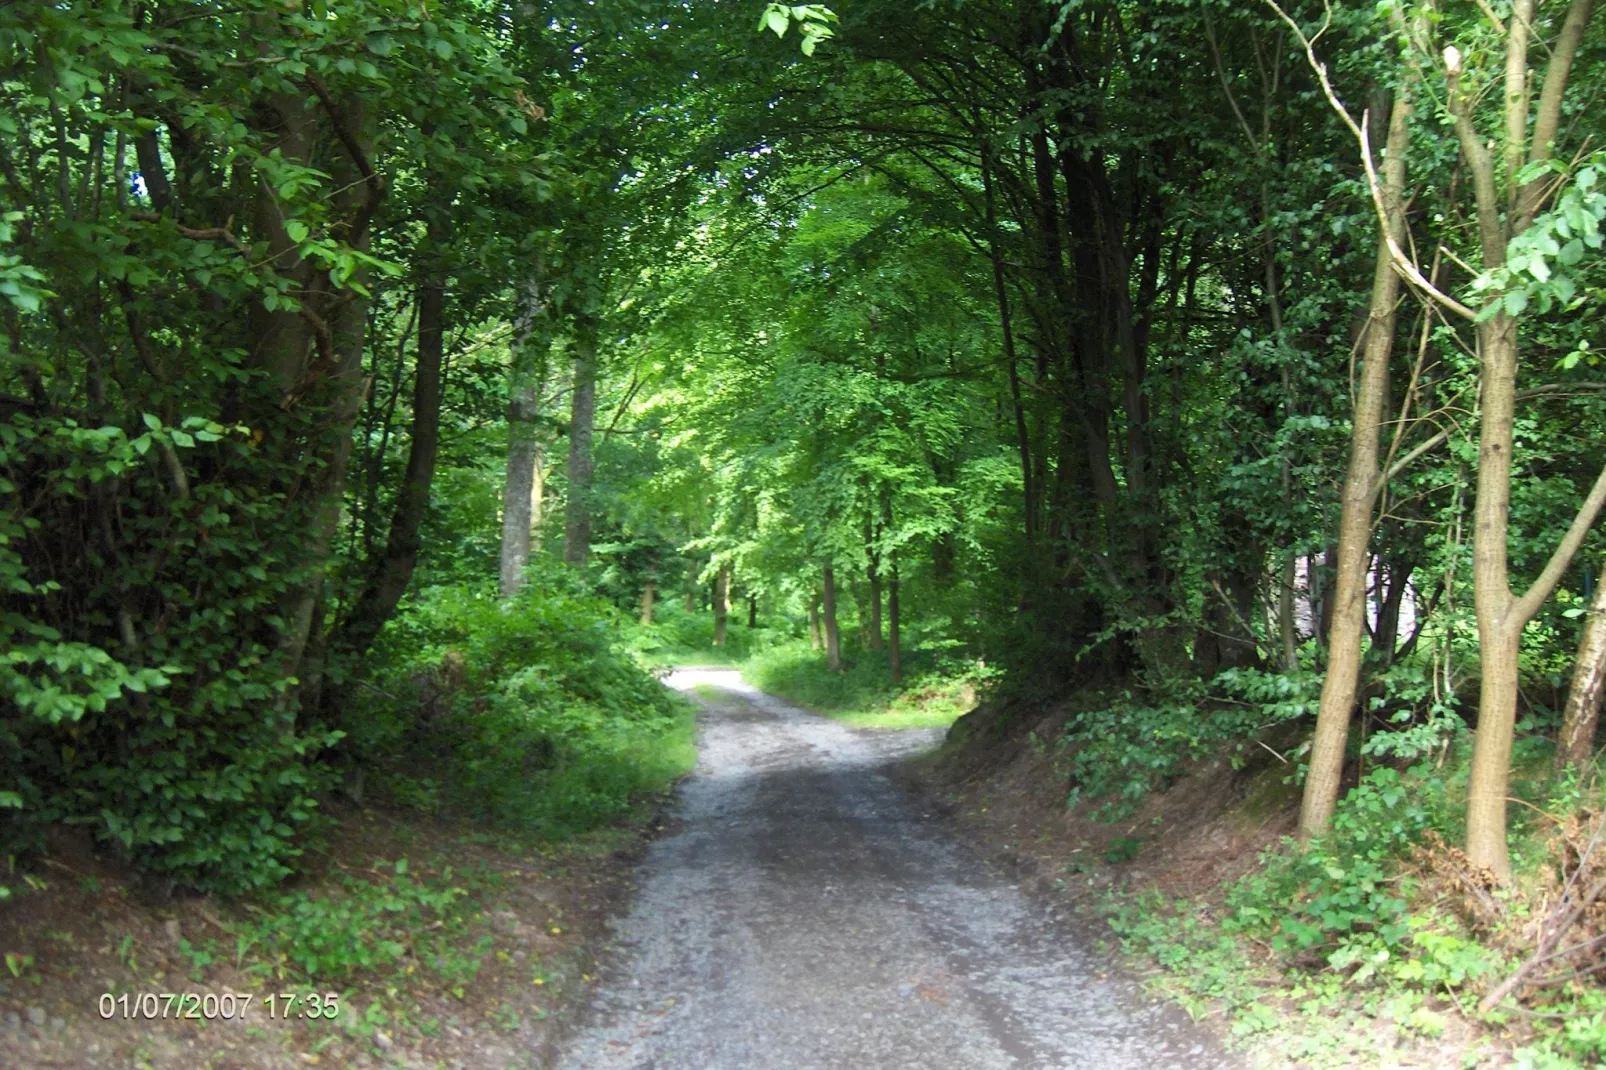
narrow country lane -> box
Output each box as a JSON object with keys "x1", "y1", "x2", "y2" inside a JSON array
[{"x1": 556, "y1": 669, "x2": 1239, "y2": 1070}]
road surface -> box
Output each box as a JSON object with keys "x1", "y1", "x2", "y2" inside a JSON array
[{"x1": 556, "y1": 668, "x2": 1237, "y2": 1070}]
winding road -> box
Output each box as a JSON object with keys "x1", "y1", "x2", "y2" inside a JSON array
[{"x1": 556, "y1": 668, "x2": 1238, "y2": 1070}]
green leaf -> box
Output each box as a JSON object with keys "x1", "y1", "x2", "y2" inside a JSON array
[
  {"x1": 142, "y1": 412, "x2": 162, "y2": 432},
  {"x1": 285, "y1": 221, "x2": 309, "y2": 244}
]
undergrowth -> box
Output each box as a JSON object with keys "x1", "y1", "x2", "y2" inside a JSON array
[
  {"x1": 630, "y1": 601, "x2": 776, "y2": 667},
  {"x1": 344, "y1": 560, "x2": 695, "y2": 840},
  {"x1": 237, "y1": 857, "x2": 487, "y2": 993},
  {"x1": 1071, "y1": 666, "x2": 1606, "y2": 1068},
  {"x1": 743, "y1": 640, "x2": 994, "y2": 729}
]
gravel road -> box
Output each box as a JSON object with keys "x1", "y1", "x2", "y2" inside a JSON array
[{"x1": 555, "y1": 668, "x2": 1239, "y2": 1070}]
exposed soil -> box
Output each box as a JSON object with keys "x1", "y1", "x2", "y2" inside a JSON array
[
  {"x1": 902, "y1": 697, "x2": 1303, "y2": 911},
  {"x1": 0, "y1": 797, "x2": 667, "y2": 1069}
]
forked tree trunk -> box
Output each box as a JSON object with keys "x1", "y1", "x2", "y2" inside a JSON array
[
  {"x1": 888, "y1": 561, "x2": 902, "y2": 686},
  {"x1": 271, "y1": 87, "x2": 379, "y2": 704},
  {"x1": 640, "y1": 581, "x2": 655, "y2": 626},
  {"x1": 563, "y1": 321, "x2": 598, "y2": 566},
  {"x1": 1300, "y1": 85, "x2": 1413, "y2": 840},
  {"x1": 1559, "y1": 570, "x2": 1606, "y2": 770},
  {"x1": 1447, "y1": 0, "x2": 1600, "y2": 877},
  {"x1": 822, "y1": 561, "x2": 842, "y2": 672},
  {"x1": 712, "y1": 566, "x2": 730, "y2": 647},
  {"x1": 337, "y1": 228, "x2": 447, "y2": 657}
]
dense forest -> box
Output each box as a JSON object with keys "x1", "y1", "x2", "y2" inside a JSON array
[{"x1": 6, "y1": 0, "x2": 1606, "y2": 1063}]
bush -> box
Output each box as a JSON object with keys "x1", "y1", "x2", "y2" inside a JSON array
[
  {"x1": 629, "y1": 598, "x2": 777, "y2": 665},
  {"x1": 743, "y1": 640, "x2": 993, "y2": 729},
  {"x1": 347, "y1": 561, "x2": 693, "y2": 838},
  {"x1": 1057, "y1": 668, "x2": 1318, "y2": 820},
  {"x1": 1229, "y1": 766, "x2": 1440, "y2": 956},
  {"x1": 1, "y1": 413, "x2": 342, "y2": 895}
]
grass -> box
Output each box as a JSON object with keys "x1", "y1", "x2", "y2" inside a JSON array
[{"x1": 741, "y1": 641, "x2": 979, "y2": 731}]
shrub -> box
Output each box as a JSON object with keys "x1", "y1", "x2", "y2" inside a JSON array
[{"x1": 347, "y1": 561, "x2": 692, "y2": 837}]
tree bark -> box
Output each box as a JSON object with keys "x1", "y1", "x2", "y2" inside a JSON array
[
  {"x1": 1559, "y1": 569, "x2": 1606, "y2": 770},
  {"x1": 888, "y1": 560, "x2": 902, "y2": 686},
  {"x1": 640, "y1": 581, "x2": 655, "y2": 626},
  {"x1": 866, "y1": 539, "x2": 884, "y2": 651},
  {"x1": 269, "y1": 85, "x2": 380, "y2": 705},
  {"x1": 712, "y1": 565, "x2": 729, "y2": 647},
  {"x1": 979, "y1": 139, "x2": 1036, "y2": 554},
  {"x1": 1300, "y1": 85, "x2": 1413, "y2": 840},
  {"x1": 809, "y1": 589, "x2": 822, "y2": 650},
  {"x1": 563, "y1": 320, "x2": 598, "y2": 566},
  {"x1": 822, "y1": 561, "x2": 842, "y2": 672},
  {"x1": 336, "y1": 226, "x2": 447, "y2": 656},
  {"x1": 1451, "y1": 0, "x2": 1598, "y2": 877},
  {"x1": 500, "y1": 276, "x2": 548, "y2": 596}
]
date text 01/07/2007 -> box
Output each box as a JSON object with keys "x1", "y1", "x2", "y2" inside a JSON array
[{"x1": 99, "y1": 992, "x2": 342, "y2": 1020}]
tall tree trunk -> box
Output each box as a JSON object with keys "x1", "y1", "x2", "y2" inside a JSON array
[
  {"x1": 1559, "y1": 567, "x2": 1606, "y2": 770},
  {"x1": 337, "y1": 217, "x2": 447, "y2": 656},
  {"x1": 1466, "y1": 313, "x2": 1524, "y2": 877},
  {"x1": 822, "y1": 561, "x2": 842, "y2": 672},
  {"x1": 866, "y1": 540, "x2": 884, "y2": 652},
  {"x1": 979, "y1": 139, "x2": 1036, "y2": 555},
  {"x1": 640, "y1": 581, "x2": 655, "y2": 626},
  {"x1": 500, "y1": 276, "x2": 548, "y2": 596},
  {"x1": 1448, "y1": 0, "x2": 1599, "y2": 876},
  {"x1": 712, "y1": 565, "x2": 729, "y2": 647},
  {"x1": 1300, "y1": 85, "x2": 1413, "y2": 840},
  {"x1": 563, "y1": 320, "x2": 598, "y2": 566},
  {"x1": 888, "y1": 560, "x2": 902, "y2": 686},
  {"x1": 270, "y1": 86, "x2": 380, "y2": 704},
  {"x1": 530, "y1": 445, "x2": 546, "y2": 553},
  {"x1": 809, "y1": 590, "x2": 822, "y2": 650}
]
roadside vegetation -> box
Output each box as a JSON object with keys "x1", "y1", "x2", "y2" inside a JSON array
[{"x1": 7, "y1": 0, "x2": 1606, "y2": 1066}]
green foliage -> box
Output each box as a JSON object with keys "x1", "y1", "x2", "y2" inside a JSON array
[
  {"x1": 240, "y1": 858, "x2": 483, "y2": 988},
  {"x1": 632, "y1": 600, "x2": 777, "y2": 666},
  {"x1": 1229, "y1": 766, "x2": 1440, "y2": 956},
  {"x1": 1, "y1": 412, "x2": 340, "y2": 894},
  {"x1": 1058, "y1": 670, "x2": 1317, "y2": 820},
  {"x1": 349, "y1": 564, "x2": 692, "y2": 838},
  {"x1": 744, "y1": 641, "x2": 989, "y2": 729}
]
